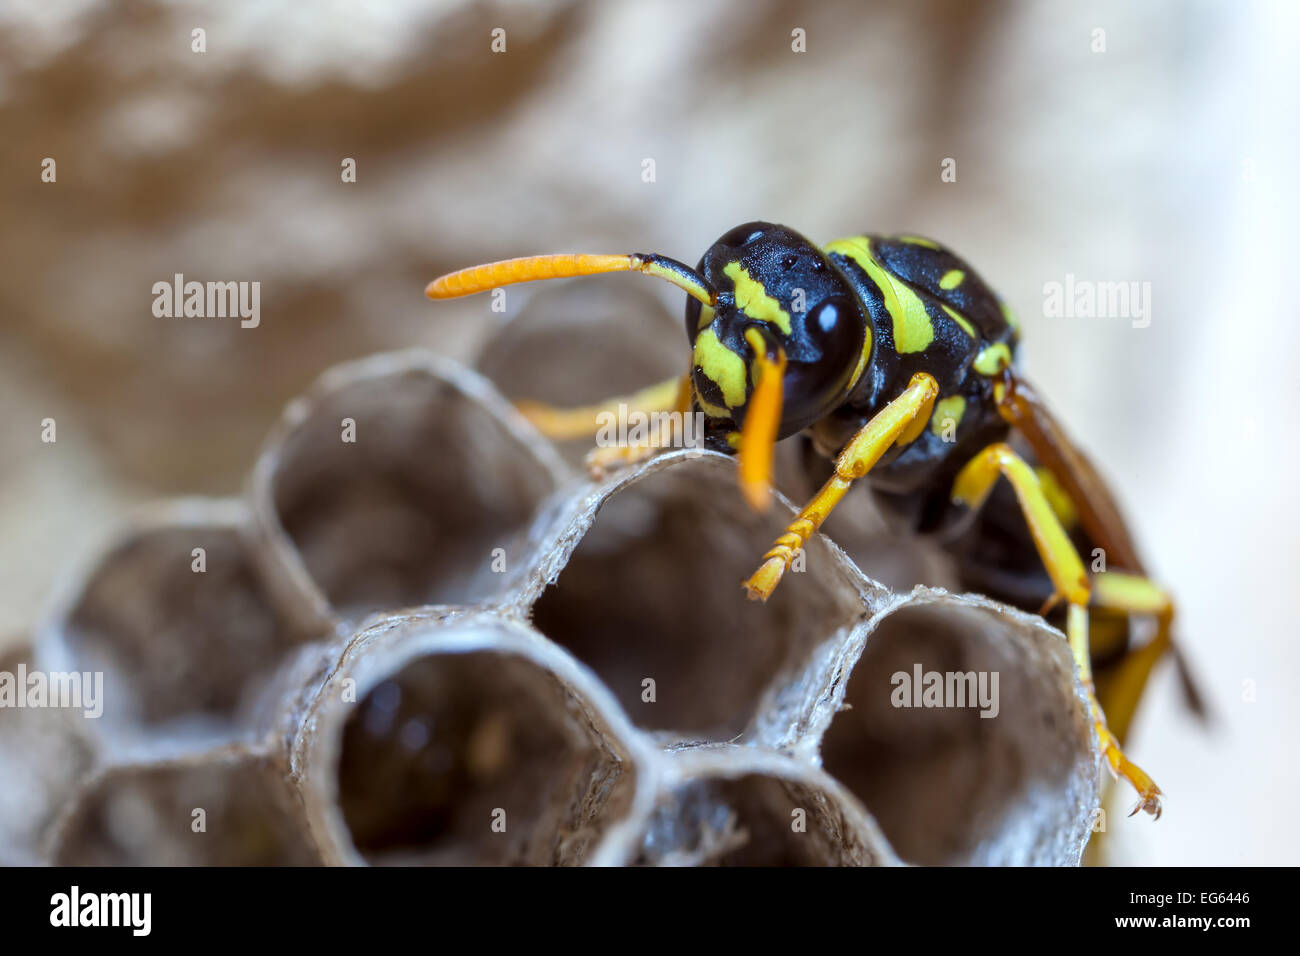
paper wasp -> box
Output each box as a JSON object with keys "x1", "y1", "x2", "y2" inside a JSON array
[{"x1": 427, "y1": 221, "x2": 1205, "y2": 819}]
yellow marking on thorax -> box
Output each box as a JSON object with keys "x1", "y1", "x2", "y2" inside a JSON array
[
  {"x1": 842, "y1": 281, "x2": 873, "y2": 394},
  {"x1": 939, "y1": 269, "x2": 964, "y2": 290},
  {"x1": 972, "y1": 342, "x2": 1012, "y2": 376},
  {"x1": 941, "y1": 303, "x2": 977, "y2": 338},
  {"x1": 897, "y1": 235, "x2": 939, "y2": 249},
  {"x1": 692, "y1": 327, "x2": 748, "y2": 410},
  {"x1": 930, "y1": 395, "x2": 967, "y2": 435},
  {"x1": 723, "y1": 261, "x2": 791, "y2": 335},
  {"x1": 825, "y1": 237, "x2": 934, "y2": 354}
]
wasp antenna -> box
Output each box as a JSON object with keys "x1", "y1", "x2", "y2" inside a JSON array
[
  {"x1": 631, "y1": 254, "x2": 716, "y2": 305},
  {"x1": 425, "y1": 252, "x2": 715, "y2": 305},
  {"x1": 737, "y1": 329, "x2": 786, "y2": 513}
]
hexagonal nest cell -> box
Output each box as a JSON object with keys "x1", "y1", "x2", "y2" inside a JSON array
[
  {"x1": 249, "y1": 352, "x2": 567, "y2": 630},
  {"x1": 819, "y1": 596, "x2": 1096, "y2": 865},
  {"x1": 302, "y1": 615, "x2": 649, "y2": 866},
  {"x1": 529, "y1": 454, "x2": 870, "y2": 744},
  {"x1": 36, "y1": 500, "x2": 313, "y2": 747},
  {"x1": 49, "y1": 746, "x2": 319, "y2": 866},
  {"x1": 10, "y1": 347, "x2": 1103, "y2": 867}
]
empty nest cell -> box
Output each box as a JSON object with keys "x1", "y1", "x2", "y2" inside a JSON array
[
  {"x1": 628, "y1": 748, "x2": 898, "y2": 867},
  {"x1": 297, "y1": 616, "x2": 651, "y2": 866},
  {"x1": 475, "y1": 283, "x2": 685, "y2": 468},
  {"x1": 50, "y1": 747, "x2": 319, "y2": 866},
  {"x1": 0, "y1": 641, "x2": 96, "y2": 864},
  {"x1": 529, "y1": 452, "x2": 871, "y2": 744},
  {"x1": 251, "y1": 352, "x2": 565, "y2": 627},
  {"x1": 39, "y1": 499, "x2": 309, "y2": 743},
  {"x1": 819, "y1": 593, "x2": 1098, "y2": 866}
]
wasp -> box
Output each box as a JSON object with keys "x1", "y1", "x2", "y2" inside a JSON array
[{"x1": 427, "y1": 222, "x2": 1205, "y2": 819}]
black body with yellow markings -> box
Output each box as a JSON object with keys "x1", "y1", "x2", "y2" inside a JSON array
[
  {"x1": 687, "y1": 222, "x2": 1018, "y2": 500},
  {"x1": 426, "y1": 218, "x2": 1201, "y2": 822}
]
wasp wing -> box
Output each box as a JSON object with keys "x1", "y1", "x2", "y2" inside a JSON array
[{"x1": 999, "y1": 373, "x2": 1145, "y2": 574}]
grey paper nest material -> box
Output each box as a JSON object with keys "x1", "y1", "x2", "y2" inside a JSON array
[{"x1": 7, "y1": 344, "x2": 1102, "y2": 867}]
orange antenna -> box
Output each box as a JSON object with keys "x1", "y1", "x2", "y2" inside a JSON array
[
  {"x1": 426, "y1": 252, "x2": 715, "y2": 306},
  {"x1": 737, "y1": 328, "x2": 786, "y2": 513}
]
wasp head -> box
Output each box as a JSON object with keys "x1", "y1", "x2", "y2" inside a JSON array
[{"x1": 686, "y1": 222, "x2": 867, "y2": 440}]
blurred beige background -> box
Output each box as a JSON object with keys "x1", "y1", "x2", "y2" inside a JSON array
[{"x1": 1, "y1": 0, "x2": 1296, "y2": 865}]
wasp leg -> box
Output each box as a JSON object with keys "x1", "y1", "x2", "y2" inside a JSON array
[
  {"x1": 743, "y1": 373, "x2": 938, "y2": 601},
  {"x1": 515, "y1": 374, "x2": 686, "y2": 440},
  {"x1": 514, "y1": 373, "x2": 693, "y2": 477},
  {"x1": 1090, "y1": 573, "x2": 1175, "y2": 747},
  {"x1": 581, "y1": 373, "x2": 694, "y2": 477},
  {"x1": 951, "y1": 442, "x2": 1162, "y2": 818}
]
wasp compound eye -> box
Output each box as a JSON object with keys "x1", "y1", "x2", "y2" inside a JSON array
[
  {"x1": 717, "y1": 222, "x2": 769, "y2": 249},
  {"x1": 780, "y1": 295, "x2": 864, "y2": 435}
]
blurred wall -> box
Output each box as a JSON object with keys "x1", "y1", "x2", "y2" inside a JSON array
[{"x1": 1, "y1": 0, "x2": 1297, "y2": 864}]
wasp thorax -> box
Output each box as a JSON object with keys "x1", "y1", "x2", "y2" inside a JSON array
[{"x1": 686, "y1": 222, "x2": 868, "y2": 437}]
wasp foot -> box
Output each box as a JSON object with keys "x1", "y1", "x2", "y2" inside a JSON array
[
  {"x1": 1096, "y1": 721, "x2": 1163, "y2": 819},
  {"x1": 742, "y1": 556, "x2": 788, "y2": 602},
  {"x1": 583, "y1": 443, "x2": 660, "y2": 479}
]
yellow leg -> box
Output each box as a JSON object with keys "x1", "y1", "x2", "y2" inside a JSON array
[
  {"x1": 1091, "y1": 573, "x2": 1175, "y2": 748},
  {"x1": 742, "y1": 373, "x2": 938, "y2": 601},
  {"x1": 516, "y1": 375, "x2": 686, "y2": 440},
  {"x1": 1086, "y1": 573, "x2": 1175, "y2": 855},
  {"x1": 952, "y1": 443, "x2": 1162, "y2": 819},
  {"x1": 582, "y1": 373, "x2": 694, "y2": 477}
]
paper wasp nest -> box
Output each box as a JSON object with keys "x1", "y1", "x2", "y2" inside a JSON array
[{"x1": 5, "y1": 297, "x2": 1102, "y2": 867}]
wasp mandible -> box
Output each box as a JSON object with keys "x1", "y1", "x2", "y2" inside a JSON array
[{"x1": 427, "y1": 221, "x2": 1206, "y2": 819}]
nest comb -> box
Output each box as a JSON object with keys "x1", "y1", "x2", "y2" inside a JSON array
[{"x1": 2, "y1": 286, "x2": 1102, "y2": 866}]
